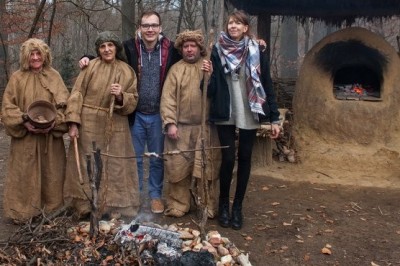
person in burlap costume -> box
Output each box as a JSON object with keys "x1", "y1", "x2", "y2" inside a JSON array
[
  {"x1": 160, "y1": 30, "x2": 220, "y2": 218},
  {"x1": 64, "y1": 31, "x2": 139, "y2": 219},
  {"x1": 1, "y1": 38, "x2": 70, "y2": 222}
]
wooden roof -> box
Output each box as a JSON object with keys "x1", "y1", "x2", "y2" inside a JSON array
[{"x1": 228, "y1": 0, "x2": 400, "y2": 24}]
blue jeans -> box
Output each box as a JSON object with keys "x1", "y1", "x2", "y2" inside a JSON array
[{"x1": 131, "y1": 112, "x2": 164, "y2": 199}]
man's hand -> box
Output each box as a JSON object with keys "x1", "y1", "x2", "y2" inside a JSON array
[
  {"x1": 78, "y1": 57, "x2": 90, "y2": 69},
  {"x1": 201, "y1": 59, "x2": 213, "y2": 74},
  {"x1": 167, "y1": 124, "x2": 179, "y2": 140}
]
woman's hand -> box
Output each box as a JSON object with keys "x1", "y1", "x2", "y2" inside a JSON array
[
  {"x1": 24, "y1": 121, "x2": 55, "y2": 134},
  {"x1": 270, "y1": 124, "x2": 280, "y2": 139},
  {"x1": 68, "y1": 123, "x2": 79, "y2": 139},
  {"x1": 110, "y1": 83, "x2": 123, "y2": 102}
]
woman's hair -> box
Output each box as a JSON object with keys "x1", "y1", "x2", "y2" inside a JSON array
[
  {"x1": 225, "y1": 10, "x2": 252, "y2": 37},
  {"x1": 19, "y1": 38, "x2": 52, "y2": 71}
]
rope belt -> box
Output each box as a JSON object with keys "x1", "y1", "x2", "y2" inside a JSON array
[{"x1": 83, "y1": 103, "x2": 109, "y2": 112}]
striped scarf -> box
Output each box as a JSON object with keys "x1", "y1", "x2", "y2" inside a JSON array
[{"x1": 217, "y1": 31, "x2": 266, "y2": 116}]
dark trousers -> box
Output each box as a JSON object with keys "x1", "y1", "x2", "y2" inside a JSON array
[{"x1": 216, "y1": 125, "x2": 257, "y2": 205}]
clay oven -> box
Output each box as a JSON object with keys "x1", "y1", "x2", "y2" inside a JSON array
[{"x1": 293, "y1": 27, "x2": 400, "y2": 175}]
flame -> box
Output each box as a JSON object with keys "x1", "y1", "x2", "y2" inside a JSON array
[{"x1": 353, "y1": 85, "x2": 364, "y2": 95}]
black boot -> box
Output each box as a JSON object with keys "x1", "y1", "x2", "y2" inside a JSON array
[
  {"x1": 218, "y1": 198, "x2": 230, "y2": 228},
  {"x1": 231, "y1": 201, "x2": 243, "y2": 230}
]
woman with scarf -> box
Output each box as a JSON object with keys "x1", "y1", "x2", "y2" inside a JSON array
[{"x1": 208, "y1": 10, "x2": 281, "y2": 230}]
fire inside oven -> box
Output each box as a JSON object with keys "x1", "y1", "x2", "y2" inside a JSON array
[{"x1": 315, "y1": 39, "x2": 388, "y2": 101}]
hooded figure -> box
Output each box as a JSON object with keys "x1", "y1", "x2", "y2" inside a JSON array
[
  {"x1": 1, "y1": 38, "x2": 70, "y2": 222},
  {"x1": 64, "y1": 31, "x2": 140, "y2": 219}
]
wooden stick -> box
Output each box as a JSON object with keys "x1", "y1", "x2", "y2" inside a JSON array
[{"x1": 73, "y1": 136, "x2": 84, "y2": 185}]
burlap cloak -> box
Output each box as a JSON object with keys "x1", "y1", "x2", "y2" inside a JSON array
[
  {"x1": 1, "y1": 67, "x2": 69, "y2": 220},
  {"x1": 63, "y1": 58, "x2": 139, "y2": 217}
]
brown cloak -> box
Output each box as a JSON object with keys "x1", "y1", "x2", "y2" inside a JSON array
[
  {"x1": 63, "y1": 58, "x2": 139, "y2": 217},
  {"x1": 1, "y1": 67, "x2": 69, "y2": 220}
]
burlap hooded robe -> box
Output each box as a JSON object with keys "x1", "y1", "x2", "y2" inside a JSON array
[
  {"x1": 63, "y1": 58, "x2": 139, "y2": 216},
  {"x1": 161, "y1": 58, "x2": 220, "y2": 213},
  {"x1": 1, "y1": 67, "x2": 69, "y2": 220}
]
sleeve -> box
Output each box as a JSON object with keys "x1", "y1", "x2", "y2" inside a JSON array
[
  {"x1": 51, "y1": 71, "x2": 70, "y2": 135},
  {"x1": 260, "y1": 50, "x2": 280, "y2": 123},
  {"x1": 114, "y1": 63, "x2": 138, "y2": 115},
  {"x1": 1, "y1": 74, "x2": 28, "y2": 138},
  {"x1": 65, "y1": 68, "x2": 90, "y2": 124},
  {"x1": 160, "y1": 66, "x2": 179, "y2": 129}
]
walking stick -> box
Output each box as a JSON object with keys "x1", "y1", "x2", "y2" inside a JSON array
[
  {"x1": 74, "y1": 136, "x2": 84, "y2": 185},
  {"x1": 196, "y1": 29, "x2": 215, "y2": 238}
]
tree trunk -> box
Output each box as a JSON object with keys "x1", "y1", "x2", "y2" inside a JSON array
[
  {"x1": 28, "y1": 0, "x2": 46, "y2": 38},
  {"x1": 121, "y1": 0, "x2": 136, "y2": 40},
  {"x1": 47, "y1": 0, "x2": 57, "y2": 45},
  {"x1": 279, "y1": 17, "x2": 298, "y2": 79},
  {"x1": 0, "y1": 0, "x2": 8, "y2": 90}
]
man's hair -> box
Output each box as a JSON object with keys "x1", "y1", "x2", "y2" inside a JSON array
[
  {"x1": 19, "y1": 38, "x2": 52, "y2": 71},
  {"x1": 139, "y1": 11, "x2": 162, "y2": 25},
  {"x1": 174, "y1": 30, "x2": 207, "y2": 57}
]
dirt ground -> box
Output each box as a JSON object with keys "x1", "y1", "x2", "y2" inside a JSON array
[{"x1": 0, "y1": 124, "x2": 400, "y2": 265}]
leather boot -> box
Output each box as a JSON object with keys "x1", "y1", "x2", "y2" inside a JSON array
[
  {"x1": 218, "y1": 198, "x2": 230, "y2": 228},
  {"x1": 231, "y1": 201, "x2": 243, "y2": 230}
]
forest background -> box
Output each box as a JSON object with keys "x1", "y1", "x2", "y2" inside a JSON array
[{"x1": 0, "y1": 0, "x2": 399, "y2": 93}]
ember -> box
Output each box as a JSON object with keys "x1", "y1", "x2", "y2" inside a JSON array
[
  {"x1": 333, "y1": 83, "x2": 381, "y2": 101},
  {"x1": 0, "y1": 213, "x2": 252, "y2": 265}
]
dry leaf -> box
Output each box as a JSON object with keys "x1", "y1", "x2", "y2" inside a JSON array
[
  {"x1": 244, "y1": 236, "x2": 253, "y2": 241},
  {"x1": 262, "y1": 186, "x2": 269, "y2": 191},
  {"x1": 321, "y1": 247, "x2": 332, "y2": 255},
  {"x1": 325, "y1": 244, "x2": 332, "y2": 248},
  {"x1": 283, "y1": 222, "x2": 292, "y2": 226},
  {"x1": 304, "y1": 253, "x2": 311, "y2": 261},
  {"x1": 271, "y1": 202, "x2": 280, "y2": 206},
  {"x1": 371, "y1": 261, "x2": 380, "y2": 266}
]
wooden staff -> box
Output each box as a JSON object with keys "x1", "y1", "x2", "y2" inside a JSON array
[
  {"x1": 74, "y1": 136, "x2": 84, "y2": 185},
  {"x1": 193, "y1": 29, "x2": 215, "y2": 237}
]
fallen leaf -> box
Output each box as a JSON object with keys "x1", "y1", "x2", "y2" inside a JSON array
[
  {"x1": 321, "y1": 247, "x2": 332, "y2": 255},
  {"x1": 325, "y1": 244, "x2": 332, "y2": 248},
  {"x1": 304, "y1": 253, "x2": 311, "y2": 261},
  {"x1": 371, "y1": 261, "x2": 380, "y2": 266},
  {"x1": 324, "y1": 229, "x2": 334, "y2": 233},
  {"x1": 244, "y1": 236, "x2": 253, "y2": 241},
  {"x1": 262, "y1": 186, "x2": 269, "y2": 191},
  {"x1": 283, "y1": 222, "x2": 292, "y2": 226},
  {"x1": 296, "y1": 240, "x2": 304, "y2": 243},
  {"x1": 271, "y1": 202, "x2": 280, "y2": 206}
]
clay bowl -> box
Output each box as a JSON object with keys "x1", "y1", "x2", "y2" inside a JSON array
[{"x1": 27, "y1": 100, "x2": 56, "y2": 129}]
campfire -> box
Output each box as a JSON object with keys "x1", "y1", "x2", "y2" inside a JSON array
[{"x1": 0, "y1": 211, "x2": 252, "y2": 265}]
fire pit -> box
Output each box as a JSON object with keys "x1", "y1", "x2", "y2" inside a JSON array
[{"x1": 293, "y1": 27, "x2": 400, "y2": 175}]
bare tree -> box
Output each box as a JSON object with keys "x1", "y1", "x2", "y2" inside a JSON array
[
  {"x1": 0, "y1": 0, "x2": 7, "y2": 90},
  {"x1": 121, "y1": 0, "x2": 136, "y2": 40},
  {"x1": 28, "y1": 0, "x2": 47, "y2": 38}
]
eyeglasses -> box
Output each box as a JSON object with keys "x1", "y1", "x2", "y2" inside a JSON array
[{"x1": 140, "y1": 24, "x2": 160, "y2": 30}]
